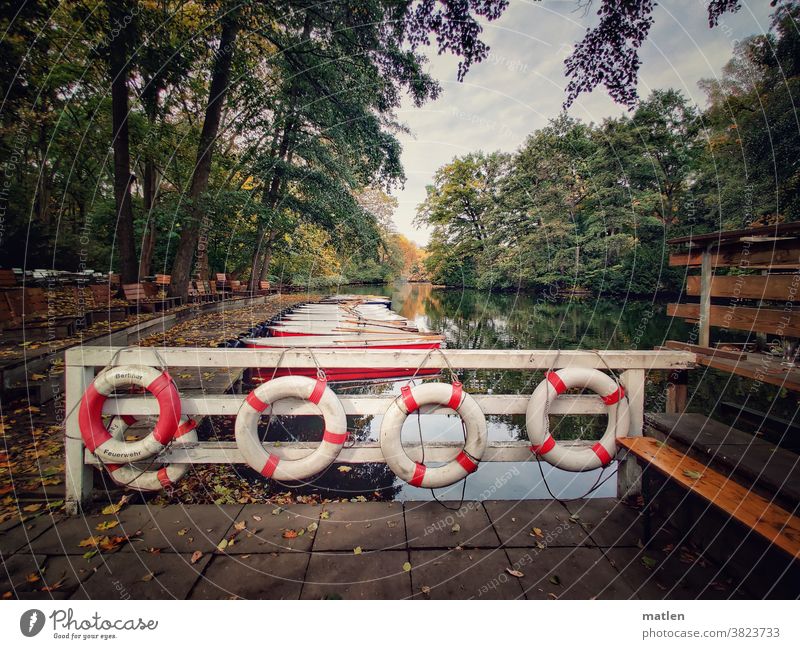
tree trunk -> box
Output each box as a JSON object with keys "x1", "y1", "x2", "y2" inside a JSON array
[
  {"x1": 109, "y1": 1, "x2": 138, "y2": 284},
  {"x1": 170, "y1": 16, "x2": 240, "y2": 298},
  {"x1": 138, "y1": 158, "x2": 157, "y2": 276}
]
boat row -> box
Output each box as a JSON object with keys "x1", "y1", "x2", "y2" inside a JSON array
[{"x1": 242, "y1": 295, "x2": 443, "y2": 382}]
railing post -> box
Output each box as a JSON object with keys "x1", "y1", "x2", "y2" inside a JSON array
[
  {"x1": 64, "y1": 361, "x2": 94, "y2": 515},
  {"x1": 699, "y1": 245, "x2": 713, "y2": 347},
  {"x1": 617, "y1": 368, "x2": 645, "y2": 498},
  {"x1": 665, "y1": 369, "x2": 688, "y2": 414}
]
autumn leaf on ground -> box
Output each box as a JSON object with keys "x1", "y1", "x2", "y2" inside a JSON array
[
  {"x1": 252, "y1": 515, "x2": 262, "y2": 522},
  {"x1": 26, "y1": 573, "x2": 40, "y2": 583},
  {"x1": 141, "y1": 572, "x2": 155, "y2": 582},
  {"x1": 531, "y1": 527, "x2": 543, "y2": 538},
  {"x1": 2, "y1": 591, "x2": 12, "y2": 599},
  {"x1": 177, "y1": 528, "x2": 189, "y2": 536},
  {"x1": 320, "y1": 511, "x2": 330, "y2": 519},
  {"x1": 506, "y1": 568, "x2": 524, "y2": 578},
  {"x1": 307, "y1": 522, "x2": 318, "y2": 533},
  {"x1": 420, "y1": 585, "x2": 431, "y2": 596},
  {"x1": 338, "y1": 466, "x2": 352, "y2": 473},
  {"x1": 101, "y1": 495, "x2": 130, "y2": 515},
  {"x1": 95, "y1": 520, "x2": 120, "y2": 531},
  {"x1": 641, "y1": 555, "x2": 658, "y2": 570},
  {"x1": 190, "y1": 551, "x2": 203, "y2": 564},
  {"x1": 451, "y1": 523, "x2": 461, "y2": 533},
  {"x1": 402, "y1": 562, "x2": 412, "y2": 572},
  {"x1": 282, "y1": 529, "x2": 298, "y2": 539},
  {"x1": 233, "y1": 521, "x2": 246, "y2": 532},
  {"x1": 22, "y1": 504, "x2": 42, "y2": 513},
  {"x1": 41, "y1": 578, "x2": 66, "y2": 593},
  {"x1": 353, "y1": 546, "x2": 362, "y2": 555},
  {"x1": 548, "y1": 574, "x2": 561, "y2": 585},
  {"x1": 217, "y1": 539, "x2": 229, "y2": 552},
  {"x1": 78, "y1": 535, "x2": 103, "y2": 548}
]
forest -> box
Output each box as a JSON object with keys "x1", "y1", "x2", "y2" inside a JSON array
[{"x1": 417, "y1": 4, "x2": 800, "y2": 294}]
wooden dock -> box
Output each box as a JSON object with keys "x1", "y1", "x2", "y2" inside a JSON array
[{"x1": 0, "y1": 499, "x2": 751, "y2": 599}]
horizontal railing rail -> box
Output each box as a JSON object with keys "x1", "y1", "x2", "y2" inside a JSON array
[{"x1": 64, "y1": 347, "x2": 695, "y2": 513}]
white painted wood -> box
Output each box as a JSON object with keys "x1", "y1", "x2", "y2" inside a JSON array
[
  {"x1": 64, "y1": 365, "x2": 94, "y2": 514},
  {"x1": 85, "y1": 439, "x2": 596, "y2": 465},
  {"x1": 66, "y1": 347, "x2": 695, "y2": 370},
  {"x1": 100, "y1": 393, "x2": 608, "y2": 416},
  {"x1": 617, "y1": 369, "x2": 645, "y2": 498},
  {"x1": 700, "y1": 247, "x2": 713, "y2": 347}
]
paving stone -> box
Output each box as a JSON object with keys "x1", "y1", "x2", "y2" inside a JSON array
[
  {"x1": 28, "y1": 507, "x2": 150, "y2": 555},
  {"x1": 224, "y1": 504, "x2": 321, "y2": 554},
  {"x1": 404, "y1": 501, "x2": 499, "y2": 548},
  {"x1": 606, "y1": 545, "x2": 745, "y2": 600},
  {"x1": 71, "y1": 552, "x2": 211, "y2": 599},
  {"x1": 189, "y1": 554, "x2": 307, "y2": 599},
  {"x1": 0, "y1": 552, "x2": 46, "y2": 595},
  {"x1": 314, "y1": 502, "x2": 405, "y2": 551},
  {"x1": 409, "y1": 548, "x2": 522, "y2": 600},
  {"x1": 1, "y1": 550, "x2": 96, "y2": 598},
  {"x1": 483, "y1": 499, "x2": 591, "y2": 547},
  {"x1": 301, "y1": 550, "x2": 411, "y2": 599},
  {"x1": 563, "y1": 498, "x2": 643, "y2": 547},
  {"x1": 0, "y1": 514, "x2": 58, "y2": 555},
  {"x1": 505, "y1": 547, "x2": 636, "y2": 599},
  {"x1": 122, "y1": 504, "x2": 243, "y2": 553}
]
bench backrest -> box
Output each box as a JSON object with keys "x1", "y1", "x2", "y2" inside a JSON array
[
  {"x1": 123, "y1": 284, "x2": 148, "y2": 301},
  {"x1": 259, "y1": 281, "x2": 270, "y2": 290},
  {"x1": 155, "y1": 274, "x2": 171, "y2": 286}
]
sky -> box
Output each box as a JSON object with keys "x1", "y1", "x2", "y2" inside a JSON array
[{"x1": 392, "y1": 0, "x2": 777, "y2": 245}]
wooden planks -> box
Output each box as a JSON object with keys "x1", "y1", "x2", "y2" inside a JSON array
[
  {"x1": 693, "y1": 352, "x2": 800, "y2": 393},
  {"x1": 686, "y1": 274, "x2": 800, "y2": 301},
  {"x1": 65, "y1": 346, "x2": 696, "y2": 370},
  {"x1": 670, "y1": 238, "x2": 800, "y2": 269},
  {"x1": 619, "y1": 437, "x2": 800, "y2": 559},
  {"x1": 662, "y1": 340, "x2": 744, "y2": 360},
  {"x1": 667, "y1": 303, "x2": 800, "y2": 337}
]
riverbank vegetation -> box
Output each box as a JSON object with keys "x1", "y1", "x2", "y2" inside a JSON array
[{"x1": 417, "y1": 4, "x2": 800, "y2": 294}]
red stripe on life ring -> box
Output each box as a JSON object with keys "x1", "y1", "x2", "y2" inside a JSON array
[
  {"x1": 601, "y1": 386, "x2": 625, "y2": 405},
  {"x1": 246, "y1": 391, "x2": 268, "y2": 412},
  {"x1": 409, "y1": 462, "x2": 426, "y2": 487},
  {"x1": 146, "y1": 371, "x2": 173, "y2": 397},
  {"x1": 175, "y1": 418, "x2": 197, "y2": 439},
  {"x1": 447, "y1": 382, "x2": 463, "y2": 410},
  {"x1": 150, "y1": 375, "x2": 181, "y2": 445},
  {"x1": 323, "y1": 430, "x2": 347, "y2": 445},
  {"x1": 592, "y1": 442, "x2": 613, "y2": 466},
  {"x1": 309, "y1": 378, "x2": 327, "y2": 405},
  {"x1": 78, "y1": 383, "x2": 112, "y2": 453},
  {"x1": 400, "y1": 385, "x2": 419, "y2": 413},
  {"x1": 261, "y1": 454, "x2": 280, "y2": 478},
  {"x1": 546, "y1": 371, "x2": 567, "y2": 395},
  {"x1": 121, "y1": 415, "x2": 137, "y2": 426},
  {"x1": 157, "y1": 467, "x2": 172, "y2": 489},
  {"x1": 530, "y1": 434, "x2": 556, "y2": 455},
  {"x1": 455, "y1": 450, "x2": 478, "y2": 474}
]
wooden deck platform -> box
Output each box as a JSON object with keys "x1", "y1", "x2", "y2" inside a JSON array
[{"x1": 0, "y1": 499, "x2": 752, "y2": 600}]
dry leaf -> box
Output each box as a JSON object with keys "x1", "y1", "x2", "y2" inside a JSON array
[
  {"x1": 353, "y1": 546, "x2": 362, "y2": 555},
  {"x1": 320, "y1": 511, "x2": 330, "y2": 519},
  {"x1": 23, "y1": 504, "x2": 42, "y2": 513},
  {"x1": 26, "y1": 573, "x2": 40, "y2": 583},
  {"x1": 506, "y1": 568, "x2": 524, "y2": 578},
  {"x1": 282, "y1": 530, "x2": 298, "y2": 539},
  {"x1": 233, "y1": 521, "x2": 246, "y2": 532},
  {"x1": 338, "y1": 466, "x2": 352, "y2": 473},
  {"x1": 190, "y1": 551, "x2": 203, "y2": 564},
  {"x1": 96, "y1": 520, "x2": 119, "y2": 531},
  {"x1": 531, "y1": 527, "x2": 543, "y2": 538},
  {"x1": 141, "y1": 572, "x2": 155, "y2": 582},
  {"x1": 451, "y1": 523, "x2": 461, "y2": 533},
  {"x1": 217, "y1": 539, "x2": 228, "y2": 552},
  {"x1": 402, "y1": 562, "x2": 412, "y2": 572}
]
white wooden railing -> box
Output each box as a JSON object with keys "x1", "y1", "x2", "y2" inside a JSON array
[{"x1": 64, "y1": 347, "x2": 695, "y2": 513}]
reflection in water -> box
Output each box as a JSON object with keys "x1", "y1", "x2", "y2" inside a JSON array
[{"x1": 250, "y1": 282, "x2": 798, "y2": 500}]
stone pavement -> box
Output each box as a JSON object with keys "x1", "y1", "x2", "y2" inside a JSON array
[{"x1": 0, "y1": 499, "x2": 747, "y2": 600}]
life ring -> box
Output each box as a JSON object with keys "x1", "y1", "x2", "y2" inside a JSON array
[
  {"x1": 78, "y1": 365, "x2": 182, "y2": 463},
  {"x1": 380, "y1": 382, "x2": 487, "y2": 488},
  {"x1": 102, "y1": 416, "x2": 198, "y2": 492},
  {"x1": 525, "y1": 368, "x2": 630, "y2": 472},
  {"x1": 235, "y1": 375, "x2": 347, "y2": 481}
]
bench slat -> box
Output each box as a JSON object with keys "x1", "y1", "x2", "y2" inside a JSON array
[{"x1": 619, "y1": 437, "x2": 800, "y2": 558}]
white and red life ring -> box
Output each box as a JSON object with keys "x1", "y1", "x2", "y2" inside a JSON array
[
  {"x1": 235, "y1": 375, "x2": 347, "y2": 481},
  {"x1": 525, "y1": 368, "x2": 630, "y2": 472},
  {"x1": 103, "y1": 416, "x2": 198, "y2": 491},
  {"x1": 78, "y1": 365, "x2": 182, "y2": 463},
  {"x1": 380, "y1": 382, "x2": 487, "y2": 488}
]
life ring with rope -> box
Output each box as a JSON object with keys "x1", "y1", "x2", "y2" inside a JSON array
[
  {"x1": 525, "y1": 368, "x2": 630, "y2": 472},
  {"x1": 380, "y1": 381, "x2": 488, "y2": 488},
  {"x1": 78, "y1": 365, "x2": 182, "y2": 463}
]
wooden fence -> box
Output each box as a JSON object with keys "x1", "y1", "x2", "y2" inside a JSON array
[{"x1": 64, "y1": 347, "x2": 695, "y2": 513}]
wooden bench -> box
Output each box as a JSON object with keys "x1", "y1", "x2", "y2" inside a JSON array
[
  {"x1": 257, "y1": 280, "x2": 271, "y2": 295},
  {"x1": 215, "y1": 273, "x2": 232, "y2": 295},
  {"x1": 1, "y1": 288, "x2": 77, "y2": 340},
  {"x1": 228, "y1": 280, "x2": 249, "y2": 297},
  {"x1": 619, "y1": 436, "x2": 800, "y2": 559},
  {"x1": 0, "y1": 269, "x2": 17, "y2": 289},
  {"x1": 85, "y1": 285, "x2": 128, "y2": 322},
  {"x1": 122, "y1": 283, "x2": 179, "y2": 313}
]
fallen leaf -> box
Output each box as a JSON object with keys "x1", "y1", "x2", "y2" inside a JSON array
[
  {"x1": 217, "y1": 539, "x2": 229, "y2": 552},
  {"x1": 402, "y1": 562, "x2": 412, "y2": 572},
  {"x1": 320, "y1": 511, "x2": 330, "y2": 519},
  {"x1": 233, "y1": 521, "x2": 246, "y2": 532},
  {"x1": 78, "y1": 535, "x2": 102, "y2": 548},
  {"x1": 548, "y1": 574, "x2": 561, "y2": 585},
  {"x1": 41, "y1": 579, "x2": 65, "y2": 593},
  {"x1": 338, "y1": 466, "x2": 352, "y2": 473},
  {"x1": 23, "y1": 504, "x2": 42, "y2": 513},
  {"x1": 282, "y1": 530, "x2": 298, "y2": 539},
  {"x1": 26, "y1": 573, "x2": 40, "y2": 583},
  {"x1": 353, "y1": 546, "x2": 362, "y2": 555},
  {"x1": 82, "y1": 550, "x2": 97, "y2": 560},
  {"x1": 190, "y1": 551, "x2": 203, "y2": 564},
  {"x1": 682, "y1": 469, "x2": 703, "y2": 480},
  {"x1": 2, "y1": 591, "x2": 12, "y2": 599},
  {"x1": 252, "y1": 515, "x2": 262, "y2": 522},
  {"x1": 141, "y1": 572, "x2": 155, "y2": 582},
  {"x1": 420, "y1": 585, "x2": 431, "y2": 596},
  {"x1": 506, "y1": 569, "x2": 524, "y2": 578},
  {"x1": 451, "y1": 523, "x2": 461, "y2": 533},
  {"x1": 96, "y1": 520, "x2": 120, "y2": 531},
  {"x1": 531, "y1": 527, "x2": 543, "y2": 538},
  {"x1": 177, "y1": 528, "x2": 190, "y2": 536},
  {"x1": 307, "y1": 522, "x2": 318, "y2": 533},
  {"x1": 101, "y1": 496, "x2": 129, "y2": 516},
  {"x1": 641, "y1": 556, "x2": 658, "y2": 570}
]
